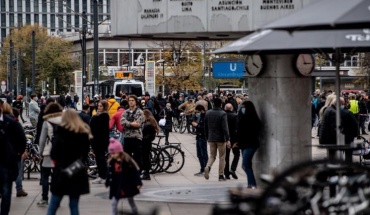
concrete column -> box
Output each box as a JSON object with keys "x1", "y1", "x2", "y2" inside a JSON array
[{"x1": 249, "y1": 55, "x2": 312, "y2": 179}]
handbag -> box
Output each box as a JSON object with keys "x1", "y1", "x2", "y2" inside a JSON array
[{"x1": 62, "y1": 159, "x2": 85, "y2": 178}]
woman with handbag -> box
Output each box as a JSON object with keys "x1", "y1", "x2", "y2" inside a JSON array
[
  {"x1": 47, "y1": 109, "x2": 92, "y2": 215},
  {"x1": 159, "y1": 103, "x2": 175, "y2": 144}
]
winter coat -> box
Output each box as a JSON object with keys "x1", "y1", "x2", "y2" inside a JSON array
[
  {"x1": 109, "y1": 108, "x2": 125, "y2": 132},
  {"x1": 108, "y1": 98, "x2": 120, "y2": 118},
  {"x1": 50, "y1": 126, "x2": 90, "y2": 196},
  {"x1": 142, "y1": 121, "x2": 156, "y2": 143},
  {"x1": 90, "y1": 112, "x2": 110, "y2": 151},
  {"x1": 205, "y1": 108, "x2": 230, "y2": 142},
  {"x1": 105, "y1": 154, "x2": 142, "y2": 199},
  {"x1": 159, "y1": 107, "x2": 174, "y2": 132},
  {"x1": 237, "y1": 111, "x2": 261, "y2": 149},
  {"x1": 0, "y1": 114, "x2": 26, "y2": 181},
  {"x1": 29, "y1": 99, "x2": 40, "y2": 120},
  {"x1": 78, "y1": 111, "x2": 91, "y2": 125},
  {"x1": 39, "y1": 112, "x2": 62, "y2": 168},
  {"x1": 226, "y1": 110, "x2": 238, "y2": 144},
  {"x1": 121, "y1": 108, "x2": 144, "y2": 140},
  {"x1": 319, "y1": 105, "x2": 358, "y2": 145},
  {"x1": 194, "y1": 112, "x2": 206, "y2": 140}
]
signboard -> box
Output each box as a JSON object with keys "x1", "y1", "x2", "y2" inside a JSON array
[
  {"x1": 115, "y1": 71, "x2": 133, "y2": 79},
  {"x1": 74, "y1": 71, "x2": 83, "y2": 111},
  {"x1": 212, "y1": 59, "x2": 245, "y2": 79},
  {"x1": 145, "y1": 61, "x2": 156, "y2": 96}
]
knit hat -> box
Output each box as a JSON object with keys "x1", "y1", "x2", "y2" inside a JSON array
[{"x1": 108, "y1": 138, "x2": 123, "y2": 153}]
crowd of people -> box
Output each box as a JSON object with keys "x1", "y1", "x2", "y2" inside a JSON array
[{"x1": 0, "y1": 87, "x2": 262, "y2": 214}]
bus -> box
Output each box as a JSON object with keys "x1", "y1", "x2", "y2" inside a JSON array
[
  {"x1": 86, "y1": 79, "x2": 115, "y2": 98},
  {"x1": 112, "y1": 71, "x2": 145, "y2": 100}
]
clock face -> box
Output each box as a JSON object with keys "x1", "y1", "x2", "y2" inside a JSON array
[
  {"x1": 245, "y1": 55, "x2": 263, "y2": 77},
  {"x1": 296, "y1": 54, "x2": 314, "y2": 76}
]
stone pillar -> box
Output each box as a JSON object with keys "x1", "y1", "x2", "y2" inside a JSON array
[{"x1": 249, "y1": 55, "x2": 312, "y2": 180}]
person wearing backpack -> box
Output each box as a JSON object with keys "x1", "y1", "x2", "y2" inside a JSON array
[
  {"x1": 0, "y1": 99, "x2": 27, "y2": 215},
  {"x1": 37, "y1": 103, "x2": 63, "y2": 206},
  {"x1": 107, "y1": 95, "x2": 120, "y2": 118}
]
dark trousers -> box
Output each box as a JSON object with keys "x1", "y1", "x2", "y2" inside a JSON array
[
  {"x1": 92, "y1": 146, "x2": 107, "y2": 179},
  {"x1": 0, "y1": 165, "x2": 12, "y2": 215},
  {"x1": 360, "y1": 115, "x2": 367, "y2": 133},
  {"x1": 196, "y1": 138, "x2": 208, "y2": 172},
  {"x1": 141, "y1": 139, "x2": 152, "y2": 174},
  {"x1": 41, "y1": 167, "x2": 52, "y2": 201},
  {"x1": 225, "y1": 146, "x2": 240, "y2": 176},
  {"x1": 124, "y1": 138, "x2": 143, "y2": 170}
]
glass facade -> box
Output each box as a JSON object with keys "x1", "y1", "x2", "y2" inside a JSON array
[
  {"x1": 17, "y1": 0, "x2": 22, "y2": 12},
  {"x1": 26, "y1": 0, "x2": 30, "y2": 12},
  {"x1": 0, "y1": 0, "x2": 5, "y2": 11},
  {"x1": 34, "y1": 0, "x2": 39, "y2": 12},
  {"x1": 34, "y1": 14, "x2": 39, "y2": 23}
]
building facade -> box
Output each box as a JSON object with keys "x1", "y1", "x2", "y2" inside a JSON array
[{"x1": 0, "y1": 0, "x2": 110, "y2": 40}]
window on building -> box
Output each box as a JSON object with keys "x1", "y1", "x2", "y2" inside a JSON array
[
  {"x1": 59, "y1": 18, "x2": 63, "y2": 32},
  {"x1": 42, "y1": 0, "x2": 46, "y2": 12},
  {"x1": 74, "y1": 0, "x2": 79, "y2": 12},
  {"x1": 66, "y1": 14, "x2": 71, "y2": 31},
  {"x1": 18, "y1": 14, "x2": 22, "y2": 26},
  {"x1": 26, "y1": 0, "x2": 30, "y2": 12},
  {"x1": 42, "y1": 14, "x2": 47, "y2": 26},
  {"x1": 75, "y1": 15, "x2": 79, "y2": 28},
  {"x1": 58, "y1": 0, "x2": 63, "y2": 13},
  {"x1": 26, "y1": 14, "x2": 30, "y2": 24},
  {"x1": 9, "y1": 0, "x2": 14, "y2": 12},
  {"x1": 99, "y1": 0, "x2": 103, "y2": 21},
  {"x1": 17, "y1": 0, "x2": 22, "y2": 12},
  {"x1": 66, "y1": 0, "x2": 71, "y2": 13},
  {"x1": 83, "y1": 0, "x2": 87, "y2": 12},
  {"x1": 1, "y1": 0, "x2": 6, "y2": 11},
  {"x1": 10, "y1": 14, "x2": 14, "y2": 27},
  {"x1": 34, "y1": 14, "x2": 39, "y2": 23},
  {"x1": 51, "y1": 14, "x2": 55, "y2": 31},
  {"x1": 50, "y1": 1, "x2": 55, "y2": 13},
  {"x1": 34, "y1": 0, "x2": 39, "y2": 12},
  {"x1": 1, "y1": 14, "x2": 5, "y2": 26},
  {"x1": 107, "y1": 0, "x2": 111, "y2": 14},
  {"x1": 1, "y1": 29, "x2": 6, "y2": 40}
]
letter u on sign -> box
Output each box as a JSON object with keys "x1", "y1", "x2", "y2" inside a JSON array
[{"x1": 230, "y1": 63, "x2": 237, "y2": 71}]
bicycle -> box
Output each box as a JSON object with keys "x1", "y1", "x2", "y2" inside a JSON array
[{"x1": 150, "y1": 135, "x2": 185, "y2": 174}]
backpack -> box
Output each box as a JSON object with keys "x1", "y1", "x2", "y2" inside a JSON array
[{"x1": 43, "y1": 122, "x2": 58, "y2": 156}]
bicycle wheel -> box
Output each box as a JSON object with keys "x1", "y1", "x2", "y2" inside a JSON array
[
  {"x1": 172, "y1": 117, "x2": 179, "y2": 132},
  {"x1": 150, "y1": 148, "x2": 165, "y2": 174},
  {"x1": 179, "y1": 117, "x2": 187, "y2": 134},
  {"x1": 163, "y1": 146, "x2": 185, "y2": 174},
  {"x1": 159, "y1": 149, "x2": 171, "y2": 172},
  {"x1": 256, "y1": 159, "x2": 370, "y2": 215}
]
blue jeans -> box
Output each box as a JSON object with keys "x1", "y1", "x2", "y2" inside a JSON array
[
  {"x1": 0, "y1": 165, "x2": 13, "y2": 215},
  {"x1": 41, "y1": 167, "x2": 52, "y2": 201},
  {"x1": 196, "y1": 138, "x2": 208, "y2": 172},
  {"x1": 15, "y1": 159, "x2": 23, "y2": 192},
  {"x1": 242, "y1": 148, "x2": 257, "y2": 187},
  {"x1": 47, "y1": 194, "x2": 80, "y2": 215}
]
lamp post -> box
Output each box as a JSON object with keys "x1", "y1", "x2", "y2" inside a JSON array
[{"x1": 156, "y1": 59, "x2": 165, "y2": 95}]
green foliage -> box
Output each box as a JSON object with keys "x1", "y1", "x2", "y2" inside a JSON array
[{"x1": 0, "y1": 24, "x2": 79, "y2": 94}]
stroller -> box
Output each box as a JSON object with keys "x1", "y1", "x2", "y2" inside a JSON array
[{"x1": 352, "y1": 136, "x2": 370, "y2": 165}]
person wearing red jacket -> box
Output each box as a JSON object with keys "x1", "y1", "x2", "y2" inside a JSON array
[{"x1": 110, "y1": 106, "x2": 125, "y2": 132}]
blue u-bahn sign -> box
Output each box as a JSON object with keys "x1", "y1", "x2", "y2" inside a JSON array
[{"x1": 212, "y1": 59, "x2": 245, "y2": 79}]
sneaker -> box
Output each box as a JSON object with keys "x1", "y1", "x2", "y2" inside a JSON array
[
  {"x1": 225, "y1": 175, "x2": 231, "y2": 180},
  {"x1": 194, "y1": 172, "x2": 204, "y2": 177},
  {"x1": 16, "y1": 190, "x2": 28, "y2": 197},
  {"x1": 230, "y1": 170, "x2": 238, "y2": 179},
  {"x1": 91, "y1": 177, "x2": 105, "y2": 184},
  {"x1": 37, "y1": 200, "x2": 48, "y2": 206},
  {"x1": 219, "y1": 175, "x2": 226, "y2": 181},
  {"x1": 204, "y1": 166, "x2": 210, "y2": 180}
]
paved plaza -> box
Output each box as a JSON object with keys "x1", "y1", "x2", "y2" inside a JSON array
[{"x1": 7, "y1": 122, "x2": 333, "y2": 215}]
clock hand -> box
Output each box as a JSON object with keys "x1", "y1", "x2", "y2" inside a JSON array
[
  {"x1": 304, "y1": 62, "x2": 312, "y2": 65},
  {"x1": 253, "y1": 62, "x2": 259, "y2": 68}
]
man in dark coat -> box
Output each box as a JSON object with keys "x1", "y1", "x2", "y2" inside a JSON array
[
  {"x1": 192, "y1": 105, "x2": 208, "y2": 176},
  {"x1": 224, "y1": 104, "x2": 239, "y2": 180},
  {"x1": 204, "y1": 97, "x2": 230, "y2": 181},
  {"x1": 0, "y1": 99, "x2": 27, "y2": 215}
]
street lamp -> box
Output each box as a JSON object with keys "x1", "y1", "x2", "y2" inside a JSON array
[{"x1": 156, "y1": 59, "x2": 165, "y2": 95}]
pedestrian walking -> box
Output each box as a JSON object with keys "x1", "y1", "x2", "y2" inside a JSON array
[
  {"x1": 192, "y1": 105, "x2": 208, "y2": 176},
  {"x1": 0, "y1": 99, "x2": 27, "y2": 215},
  {"x1": 105, "y1": 138, "x2": 142, "y2": 215},
  {"x1": 12, "y1": 95, "x2": 26, "y2": 123},
  {"x1": 29, "y1": 93, "x2": 40, "y2": 127},
  {"x1": 236, "y1": 101, "x2": 262, "y2": 189},
  {"x1": 47, "y1": 109, "x2": 92, "y2": 215},
  {"x1": 224, "y1": 103, "x2": 239, "y2": 180},
  {"x1": 37, "y1": 103, "x2": 63, "y2": 206},
  {"x1": 158, "y1": 103, "x2": 175, "y2": 144},
  {"x1": 90, "y1": 100, "x2": 110, "y2": 184},
  {"x1": 204, "y1": 97, "x2": 230, "y2": 181}
]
